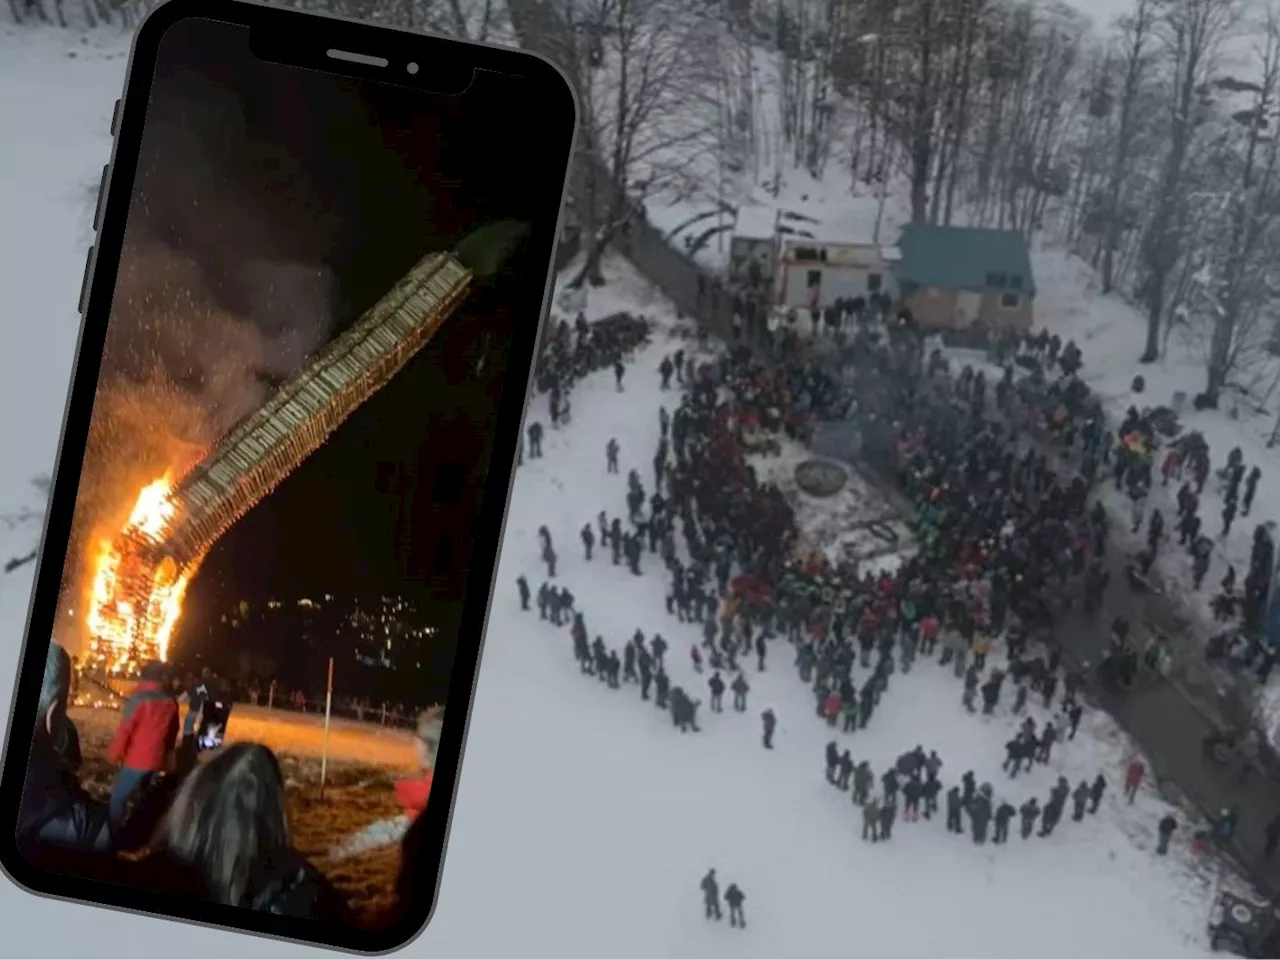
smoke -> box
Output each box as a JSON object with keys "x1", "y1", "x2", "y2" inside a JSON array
[
  {"x1": 63, "y1": 238, "x2": 336, "y2": 637},
  {"x1": 60, "y1": 66, "x2": 342, "y2": 649}
]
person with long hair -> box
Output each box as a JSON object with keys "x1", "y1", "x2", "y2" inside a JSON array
[{"x1": 152, "y1": 742, "x2": 353, "y2": 922}]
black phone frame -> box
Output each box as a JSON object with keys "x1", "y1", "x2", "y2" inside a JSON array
[{"x1": 0, "y1": 0, "x2": 577, "y2": 952}]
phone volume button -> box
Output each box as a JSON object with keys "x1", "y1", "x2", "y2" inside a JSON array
[
  {"x1": 92, "y1": 164, "x2": 109, "y2": 232},
  {"x1": 78, "y1": 246, "x2": 95, "y2": 316},
  {"x1": 110, "y1": 98, "x2": 120, "y2": 137}
]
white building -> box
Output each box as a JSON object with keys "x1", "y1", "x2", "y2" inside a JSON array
[
  {"x1": 774, "y1": 237, "x2": 899, "y2": 311},
  {"x1": 728, "y1": 204, "x2": 778, "y2": 285}
]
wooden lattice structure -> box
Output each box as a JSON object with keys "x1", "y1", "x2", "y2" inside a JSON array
[{"x1": 160, "y1": 251, "x2": 473, "y2": 568}]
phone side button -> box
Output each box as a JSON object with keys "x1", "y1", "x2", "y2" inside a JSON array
[
  {"x1": 78, "y1": 246, "x2": 95, "y2": 315},
  {"x1": 92, "y1": 164, "x2": 109, "y2": 232},
  {"x1": 110, "y1": 98, "x2": 120, "y2": 137}
]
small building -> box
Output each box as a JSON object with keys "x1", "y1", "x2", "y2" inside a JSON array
[
  {"x1": 774, "y1": 237, "x2": 898, "y2": 311},
  {"x1": 892, "y1": 224, "x2": 1035, "y2": 332},
  {"x1": 728, "y1": 204, "x2": 778, "y2": 288}
]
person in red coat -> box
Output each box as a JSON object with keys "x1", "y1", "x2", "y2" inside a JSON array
[
  {"x1": 1124, "y1": 755, "x2": 1146, "y2": 804},
  {"x1": 396, "y1": 706, "x2": 443, "y2": 822},
  {"x1": 107, "y1": 661, "x2": 179, "y2": 836},
  {"x1": 919, "y1": 615, "x2": 941, "y2": 656}
]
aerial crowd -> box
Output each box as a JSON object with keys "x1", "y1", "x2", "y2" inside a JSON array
[{"x1": 517, "y1": 298, "x2": 1280, "y2": 921}]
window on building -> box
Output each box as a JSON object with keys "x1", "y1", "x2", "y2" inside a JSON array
[
  {"x1": 432, "y1": 463, "x2": 466, "y2": 504},
  {"x1": 1009, "y1": 275, "x2": 1023, "y2": 290},
  {"x1": 806, "y1": 269, "x2": 823, "y2": 288},
  {"x1": 434, "y1": 536, "x2": 454, "y2": 576},
  {"x1": 794, "y1": 246, "x2": 824, "y2": 262},
  {"x1": 867, "y1": 272, "x2": 883, "y2": 292},
  {"x1": 1001, "y1": 292, "x2": 1020, "y2": 308},
  {"x1": 986, "y1": 272, "x2": 1007, "y2": 288}
]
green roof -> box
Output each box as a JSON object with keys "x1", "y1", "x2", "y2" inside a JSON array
[{"x1": 893, "y1": 224, "x2": 1035, "y2": 296}]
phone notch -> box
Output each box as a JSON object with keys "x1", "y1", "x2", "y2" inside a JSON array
[{"x1": 251, "y1": 19, "x2": 474, "y2": 96}]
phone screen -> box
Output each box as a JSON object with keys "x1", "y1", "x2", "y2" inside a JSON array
[{"x1": 4, "y1": 7, "x2": 573, "y2": 951}]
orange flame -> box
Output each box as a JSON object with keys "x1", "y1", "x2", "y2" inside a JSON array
[{"x1": 85, "y1": 473, "x2": 196, "y2": 674}]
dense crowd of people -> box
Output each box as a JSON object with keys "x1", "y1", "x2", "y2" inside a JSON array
[{"x1": 516, "y1": 301, "x2": 1280, "y2": 898}]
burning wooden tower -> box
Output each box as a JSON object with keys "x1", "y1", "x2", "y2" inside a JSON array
[{"x1": 84, "y1": 222, "x2": 526, "y2": 674}]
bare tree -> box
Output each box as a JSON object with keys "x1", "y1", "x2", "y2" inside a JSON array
[
  {"x1": 1137, "y1": 0, "x2": 1237, "y2": 364},
  {"x1": 1100, "y1": 0, "x2": 1159, "y2": 293},
  {"x1": 1200, "y1": 7, "x2": 1280, "y2": 402},
  {"x1": 567, "y1": 0, "x2": 718, "y2": 287}
]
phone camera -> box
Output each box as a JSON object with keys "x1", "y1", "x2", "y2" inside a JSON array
[{"x1": 406, "y1": 62, "x2": 419, "y2": 75}]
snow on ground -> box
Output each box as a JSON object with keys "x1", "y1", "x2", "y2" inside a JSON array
[
  {"x1": 746, "y1": 437, "x2": 912, "y2": 568},
  {"x1": 424, "y1": 258, "x2": 1234, "y2": 958}
]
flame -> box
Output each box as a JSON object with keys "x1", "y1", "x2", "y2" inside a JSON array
[{"x1": 85, "y1": 473, "x2": 198, "y2": 675}]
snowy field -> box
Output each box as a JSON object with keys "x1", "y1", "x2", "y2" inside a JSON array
[{"x1": 0, "y1": 17, "x2": 1265, "y2": 959}]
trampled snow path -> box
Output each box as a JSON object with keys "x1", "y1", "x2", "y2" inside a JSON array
[{"x1": 423, "y1": 262, "x2": 1227, "y2": 958}]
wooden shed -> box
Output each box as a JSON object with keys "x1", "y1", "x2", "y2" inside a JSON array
[{"x1": 892, "y1": 225, "x2": 1035, "y2": 333}]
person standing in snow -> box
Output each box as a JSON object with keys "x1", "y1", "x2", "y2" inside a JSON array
[
  {"x1": 761, "y1": 708, "x2": 776, "y2": 749},
  {"x1": 1071, "y1": 781, "x2": 1090, "y2": 822},
  {"x1": 701, "y1": 869, "x2": 722, "y2": 921},
  {"x1": 945, "y1": 786, "x2": 964, "y2": 834},
  {"x1": 724, "y1": 883, "x2": 746, "y2": 928},
  {"x1": 707, "y1": 672, "x2": 725, "y2": 712},
  {"x1": 516, "y1": 575, "x2": 530, "y2": 611},
  {"x1": 969, "y1": 791, "x2": 992, "y2": 844},
  {"x1": 1124, "y1": 756, "x2": 1145, "y2": 803},
  {"x1": 825, "y1": 741, "x2": 840, "y2": 785},
  {"x1": 878, "y1": 799, "x2": 897, "y2": 841},
  {"x1": 993, "y1": 801, "x2": 1016, "y2": 844},
  {"x1": 853, "y1": 761, "x2": 874, "y2": 805},
  {"x1": 1156, "y1": 815, "x2": 1177, "y2": 855},
  {"x1": 1088, "y1": 774, "x2": 1106, "y2": 814},
  {"x1": 731, "y1": 673, "x2": 749, "y2": 712},
  {"x1": 1019, "y1": 798, "x2": 1040, "y2": 839},
  {"x1": 862, "y1": 797, "x2": 881, "y2": 842}
]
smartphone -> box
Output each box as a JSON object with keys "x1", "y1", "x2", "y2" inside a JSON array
[{"x1": 0, "y1": 0, "x2": 576, "y2": 951}]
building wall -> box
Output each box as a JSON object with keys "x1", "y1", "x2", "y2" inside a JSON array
[
  {"x1": 901, "y1": 286, "x2": 960, "y2": 328},
  {"x1": 900, "y1": 286, "x2": 1033, "y2": 332},
  {"x1": 777, "y1": 260, "x2": 895, "y2": 310},
  {"x1": 978, "y1": 289, "x2": 1034, "y2": 331}
]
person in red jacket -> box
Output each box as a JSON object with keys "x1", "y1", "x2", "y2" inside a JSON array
[
  {"x1": 107, "y1": 661, "x2": 179, "y2": 836},
  {"x1": 395, "y1": 706, "x2": 443, "y2": 822},
  {"x1": 919, "y1": 614, "x2": 941, "y2": 656},
  {"x1": 1124, "y1": 755, "x2": 1146, "y2": 804}
]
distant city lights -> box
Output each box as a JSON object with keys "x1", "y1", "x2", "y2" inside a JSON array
[{"x1": 217, "y1": 592, "x2": 438, "y2": 671}]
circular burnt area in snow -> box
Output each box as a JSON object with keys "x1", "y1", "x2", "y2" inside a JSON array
[{"x1": 795, "y1": 458, "x2": 849, "y2": 498}]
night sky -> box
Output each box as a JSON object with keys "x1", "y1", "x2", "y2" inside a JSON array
[{"x1": 83, "y1": 18, "x2": 561, "y2": 696}]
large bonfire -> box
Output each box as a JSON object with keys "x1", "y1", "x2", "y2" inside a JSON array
[{"x1": 85, "y1": 472, "x2": 205, "y2": 674}]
